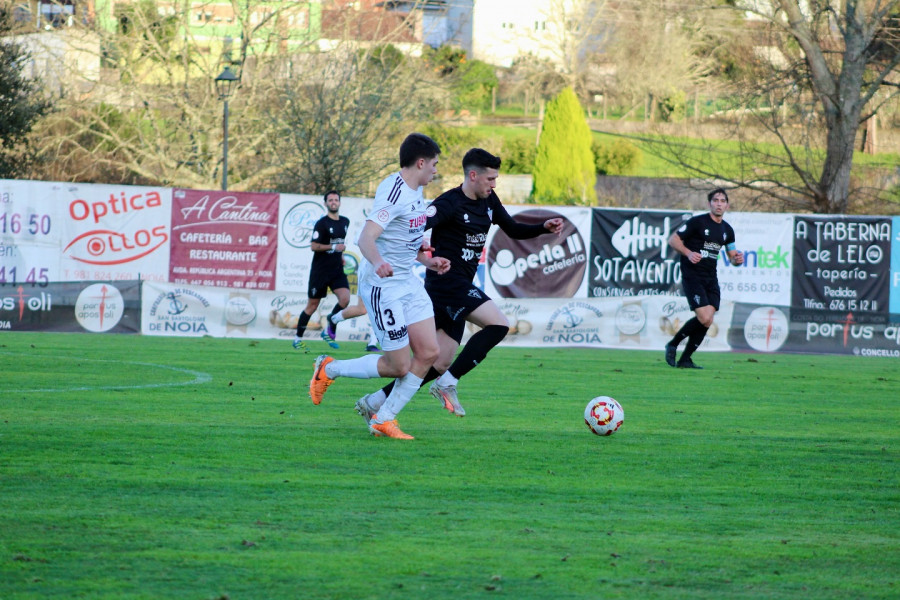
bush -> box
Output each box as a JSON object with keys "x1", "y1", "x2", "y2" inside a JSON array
[
  {"x1": 501, "y1": 137, "x2": 536, "y2": 174},
  {"x1": 532, "y1": 88, "x2": 596, "y2": 205},
  {"x1": 592, "y1": 139, "x2": 643, "y2": 176}
]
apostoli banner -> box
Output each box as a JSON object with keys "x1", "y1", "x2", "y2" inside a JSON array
[{"x1": 1, "y1": 280, "x2": 140, "y2": 333}]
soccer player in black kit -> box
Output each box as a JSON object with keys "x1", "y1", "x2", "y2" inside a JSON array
[
  {"x1": 293, "y1": 190, "x2": 351, "y2": 353},
  {"x1": 358, "y1": 148, "x2": 562, "y2": 418},
  {"x1": 665, "y1": 188, "x2": 743, "y2": 369}
]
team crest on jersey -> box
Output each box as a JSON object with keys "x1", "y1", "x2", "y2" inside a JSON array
[
  {"x1": 704, "y1": 228, "x2": 709, "y2": 236},
  {"x1": 463, "y1": 213, "x2": 470, "y2": 223},
  {"x1": 467, "y1": 288, "x2": 482, "y2": 299},
  {"x1": 376, "y1": 209, "x2": 390, "y2": 223}
]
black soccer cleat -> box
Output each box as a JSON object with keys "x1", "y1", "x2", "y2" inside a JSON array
[
  {"x1": 677, "y1": 358, "x2": 703, "y2": 369},
  {"x1": 665, "y1": 344, "x2": 677, "y2": 367}
]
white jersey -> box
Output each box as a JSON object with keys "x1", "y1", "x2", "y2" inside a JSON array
[{"x1": 359, "y1": 172, "x2": 427, "y2": 287}]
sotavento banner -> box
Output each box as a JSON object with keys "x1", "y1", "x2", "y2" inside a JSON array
[
  {"x1": 0, "y1": 280, "x2": 140, "y2": 333},
  {"x1": 169, "y1": 189, "x2": 279, "y2": 290},
  {"x1": 588, "y1": 208, "x2": 685, "y2": 298},
  {"x1": 791, "y1": 215, "x2": 892, "y2": 322},
  {"x1": 483, "y1": 206, "x2": 591, "y2": 299}
]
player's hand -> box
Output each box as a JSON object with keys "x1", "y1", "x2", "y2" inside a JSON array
[
  {"x1": 688, "y1": 251, "x2": 702, "y2": 264},
  {"x1": 426, "y1": 256, "x2": 451, "y2": 274},
  {"x1": 544, "y1": 218, "x2": 564, "y2": 235},
  {"x1": 336, "y1": 243, "x2": 346, "y2": 252},
  {"x1": 731, "y1": 252, "x2": 744, "y2": 266},
  {"x1": 376, "y1": 261, "x2": 394, "y2": 277},
  {"x1": 419, "y1": 241, "x2": 435, "y2": 254}
]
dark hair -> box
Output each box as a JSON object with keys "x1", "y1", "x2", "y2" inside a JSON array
[
  {"x1": 707, "y1": 188, "x2": 729, "y2": 203},
  {"x1": 323, "y1": 190, "x2": 340, "y2": 202},
  {"x1": 462, "y1": 148, "x2": 502, "y2": 175},
  {"x1": 399, "y1": 133, "x2": 441, "y2": 168}
]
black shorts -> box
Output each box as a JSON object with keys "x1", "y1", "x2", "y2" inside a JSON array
[
  {"x1": 308, "y1": 268, "x2": 349, "y2": 299},
  {"x1": 426, "y1": 278, "x2": 491, "y2": 344},
  {"x1": 682, "y1": 276, "x2": 720, "y2": 311}
]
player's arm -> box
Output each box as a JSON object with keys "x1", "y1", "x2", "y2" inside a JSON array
[
  {"x1": 668, "y1": 231, "x2": 701, "y2": 264},
  {"x1": 358, "y1": 221, "x2": 393, "y2": 278},
  {"x1": 417, "y1": 245, "x2": 450, "y2": 274},
  {"x1": 310, "y1": 240, "x2": 342, "y2": 253},
  {"x1": 725, "y1": 244, "x2": 744, "y2": 266},
  {"x1": 492, "y1": 201, "x2": 552, "y2": 239}
]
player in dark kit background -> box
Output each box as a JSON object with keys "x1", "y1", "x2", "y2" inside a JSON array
[
  {"x1": 361, "y1": 148, "x2": 563, "y2": 417},
  {"x1": 293, "y1": 190, "x2": 351, "y2": 353},
  {"x1": 665, "y1": 188, "x2": 743, "y2": 369}
]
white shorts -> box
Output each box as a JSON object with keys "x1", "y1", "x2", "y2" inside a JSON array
[{"x1": 360, "y1": 277, "x2": 434, "y2": 352}]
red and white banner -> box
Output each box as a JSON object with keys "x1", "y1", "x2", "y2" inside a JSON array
[{"x1": 169, "y1": 189, "x2": 279, "y2": 290}]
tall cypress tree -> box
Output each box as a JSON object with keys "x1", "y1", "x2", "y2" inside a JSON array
[
  {"x1": 0, "y1": 8, "x2": 51, "y2": 178},
  {"x1": 532, "y1": 87, "x2": 596, "y2": 205}
]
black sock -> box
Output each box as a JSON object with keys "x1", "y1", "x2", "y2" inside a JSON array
[
  {"x1": 680, "y1": 323, "x2": 709, "y2": 362},
  {"x1": 447, "y1": 325, "x2": 509, "y2": 380},
  {"x1": 669, "y1": 317, "x2": 700, "y2": 348},
  {"x1": 296, "y1": 311, "x2": 312, "y2": 337},
  {"x1": 381, "y1": 366, "x2": 440, "y2": 397},
  {"x1": 328, "y1": 303, "x2": 344, "y2": 334}
]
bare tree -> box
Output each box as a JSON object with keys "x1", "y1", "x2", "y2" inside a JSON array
[
  {"x1": 605, "y1": 0, "x2": 718, "y2": 119},
  {"x1": 646, "y1": 0, "x2": 900, "y2": 214},
  {"x1": 26, "y1": 0, "x2": 442, "y2": 193},
  {"x1": 260, "y1": 43, "x2": 442, "y2": 195}
]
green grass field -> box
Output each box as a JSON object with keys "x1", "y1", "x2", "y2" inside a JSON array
[{"x1": 1, "y1": 332, "x2": 897, "y2": 599}]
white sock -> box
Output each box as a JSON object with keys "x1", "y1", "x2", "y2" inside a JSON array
[
  {"x1": 326, "y1": 354, "x2": 381, "y2": 379},
  {"x1": 331, "y1": 312, "x2": 345, "y2": 324},
  {"x1": 367, "y1": 388, "x2": 387, "y2": 411},
  {"x1": 437, "y1": 371, "x2": 458, "y2": 387},
  {"x1": 376, "y1": 372, "x2": 423, "y2": 422}
]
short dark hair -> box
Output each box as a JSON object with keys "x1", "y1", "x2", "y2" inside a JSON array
[
  {"x1": 323, "y1": 190, "x2": 340, "y2": 202},
  {"x1": 707, "y1": 188, "x2": 729, "y2": 203},
  {"x1": 462, "y1": 148, "x2": 501, "y2": 175},
  {"x1": 399, "y1": 133, "x2": 441, "y2": 168}
]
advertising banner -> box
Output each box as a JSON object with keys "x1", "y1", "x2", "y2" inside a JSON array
[
  {"x1": 716, "y1": 212, "x2": 793, "y2": 306},
  {"x1": 276, "y1": 195, "x2": 371, "y2": 294},
  {"x1": 1, "y1": 179, "x2": 64, "y2": 285},
  {"x1": 142, "y1": 281, "x2": 374, "y2": 344},
  {"x1": 728, "y1": 302, "x2": 900, "y2": 357},
  {"x1": 441, "y1": 295, "x2": 733, "y2": 351},
  {"x1": 792, "y1": 215, "x2": 892, "y2": 322},
  {"x1": 892, "y1": 216, "x2": 900, "y2": 316},
  {"x1": 588, "y1": 208, "x2": 685, "y2": 298},
  {"x1": 169, "y1": 189, "x2": 279, "y2": 290},
  {"x1": 483, "y1": 206, "x2": 591, "y2": 299},
  {"x1": 0, "y1": 280, "x2": 140, "y2": 333},
  {"x1": 59, "y1": 183, "x2": 171, "y2": 282}
]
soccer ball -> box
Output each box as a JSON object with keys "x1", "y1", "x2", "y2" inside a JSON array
[{"x1": 584, "y1": 396, "x2": 624, "y2": 436}]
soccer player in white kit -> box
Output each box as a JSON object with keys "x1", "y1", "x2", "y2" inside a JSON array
[{"x1": 309, "y1": 133, "x2": 450, "y2": 439}]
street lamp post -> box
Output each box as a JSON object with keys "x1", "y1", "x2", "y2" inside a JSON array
[{"x1": 214, "y1": 66, "x2": 239, "y2": 190}]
